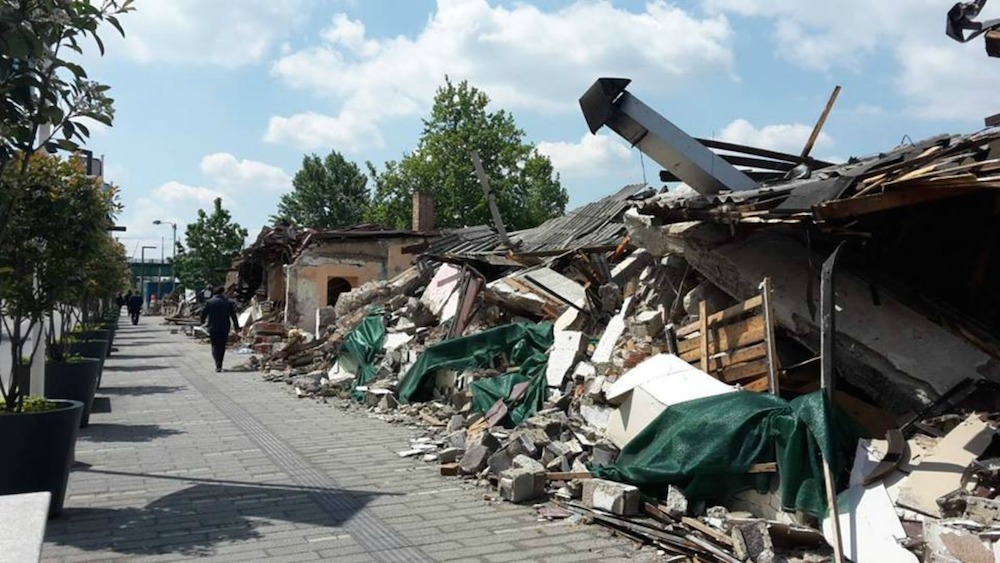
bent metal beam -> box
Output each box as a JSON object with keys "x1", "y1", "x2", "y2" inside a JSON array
[{"x1": 579, "y1": 77, "x2": 757, "y2": 196}]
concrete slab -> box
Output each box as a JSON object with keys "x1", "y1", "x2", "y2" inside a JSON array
[{"x1": 0, "y1": 491, "x2": 50, "y2": 563}]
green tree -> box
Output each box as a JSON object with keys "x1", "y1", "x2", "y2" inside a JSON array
[
  {"x1": 365, "y1": 77, "x2": 567, "y2": 231},
  {"x1": 174, "y1": 198, "x2": 247, "y2": 291},
  {"x1": 272, "y1": 150, "x2": 369, "y2": 228}
]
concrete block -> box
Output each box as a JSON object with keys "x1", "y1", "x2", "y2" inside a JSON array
[
  {"x1": 460, "y1": 444, "x2": 491, "y2": 475},
  {"x1": 582, "y1": 479, "x2": 640, "y2": 516},
  {"x1": 924, "y1": 520, "x2": 994, "y2": 563},
  {"x1": 466, "y1": 429, "x2": 500, "y2": 453},
  {"x1": 488, "y1": 448, "x2": 516, "y2": 475},
  {"x1": 512, "y1": 455, "x2": 546, "y2": 473},
  {"x1": 631, "y1": 309, "x2": 664, "y2": 339},
  {"x1": 438, "y1": 447, "x2": 464, "y2": 464},
  {"x1": 611, "y1": 249, "x2": 654, "y2": 286},
  {"x1": 0, "y1": 492, "x2": 50, "y2": 563},
  {"x1": 498, "y1": 466, "x2": 546, "y2": 503},
  {"x1": 592, "y1": 297, "x2": 633, "y2": 365},
  {"x1": 731, "y1": 521, "x2": 774, "y2": 562}
]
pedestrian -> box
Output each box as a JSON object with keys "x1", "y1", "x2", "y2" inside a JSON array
[
  {"x1": 200, "y1": 285, "x2": 240, "y2": 372},
  {"x1": 126, "y1": 290, "x2": 143, "y2": 325}
]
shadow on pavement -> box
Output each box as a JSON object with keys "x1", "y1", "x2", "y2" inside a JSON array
[
  {"x1": 46, "y1": 475, "x2": 396, "y2": 557},
  {"x1": 77, "y1": 423, "x2": 184, "y2": 443},
  {"x1": 90, "y1": 397, "x2": 111, "y2": 414},
  {"x1": 104, "y1": 353, "x2": 179, "y2": 361},
  {"x1": 103, "y1": 364, "x2": 172, "y2": 373},
  {"x1": 99, "y1": 385, "x2": 185, "y2": 396}
]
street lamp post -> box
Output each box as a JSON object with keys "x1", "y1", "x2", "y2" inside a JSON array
[
  {"x1": 153, "y1": 219, "x2": 177, "y2": 283},
  {"x1": 140, "y1": 245, "x2": 155, "y2": 311}
]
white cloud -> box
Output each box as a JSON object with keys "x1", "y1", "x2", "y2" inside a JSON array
[
  {"x1": 896, "y1": 41, "x2": 1000, "y2": 120},
  {"x1": 264, "y1": 112, "x2": 385, "y2": 152},
  {"x1": 537, "y1": 134, "x2": 633, "y2": 179},
  {"x1": 266, "y1": 0, "x2": 735, "y2": 152},
  {"x1": 703, "y1": 0, "x2": 1000, "y2": 122},
  {"x1": 121, "y1": 154, "x2": 290, "y2": 256},
  {"x1": 717, "y1": 118, "x2": 832, "y2": 154},
  {"x1": 112, "y1": 0, "x2": 307, "y2": 67},
  {"x1": 200, "y1": 153, "x2": 292, "y2": 193}
]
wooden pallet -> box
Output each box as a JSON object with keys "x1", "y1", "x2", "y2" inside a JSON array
[{"x1": 672, "y1": 278, "x2": 780, "y2": 393}]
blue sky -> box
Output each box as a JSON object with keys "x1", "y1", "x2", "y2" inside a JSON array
[{"x1": 76, "y1": 0, "x2": 1000, "y2": 260}]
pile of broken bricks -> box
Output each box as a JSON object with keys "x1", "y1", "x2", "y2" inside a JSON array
[{"x1": 217, "y1": 231, "x2": 1000, "y2": 562}]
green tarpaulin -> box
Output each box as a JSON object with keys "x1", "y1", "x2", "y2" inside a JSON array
[
  {"x1": 337, "y1": 308, "x2": 385, "y2": 400},
  {"x1": 397, "y1": 323, "x2": 553, "y2": 426},
  {"x1": 591, "y1": 391, "x2": 864, "y2": 517}
]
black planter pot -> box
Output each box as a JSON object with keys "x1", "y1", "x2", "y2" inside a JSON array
[
  {"x1": 0, "y1": 399, "x2": 84, "y2": 517},
  {"x1": 68, "y1": 340, "x2": 107, "y2": 388},
  {"x1": 45, "y1": 359, "x2": 101, "y2": 427},
  {"x1": 75, "y1": 329, "x2": 111, "y2": 358}
]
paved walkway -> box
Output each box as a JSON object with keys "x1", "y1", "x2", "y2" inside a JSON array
[{"x1": 41, "y1": 315, "x2": 651, "y2": 562}]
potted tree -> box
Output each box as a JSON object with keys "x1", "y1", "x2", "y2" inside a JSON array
[
  {"x1": 0, "y1": 0, "x2": 133, "y2": 516},
  {"x1": 44, "y1": 161, "x2": 122, "y2": 428}
]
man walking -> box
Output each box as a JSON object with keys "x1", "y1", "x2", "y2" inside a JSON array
[
  {"x1": 126, "y1": 290, "x2": 143, "y2": 325},
  {"x1": 200, "y1": 286, "x2": 240, "y2": 372}
]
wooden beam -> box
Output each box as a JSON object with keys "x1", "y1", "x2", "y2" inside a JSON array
[
  {"x1": 761, "y1": 278, "x2": 780, "y2": 395},
  {"x1": 470, "y1": 150, "x2": 511, "y2": 247},
  {"x1": 801, "y1": 85, "x2": 841, "y2": 160},
  {"x1": 699, "y1": 300, "x2": 709, "y2": 373},
  {"x1": 547, "y1": 471, "x2": 592, "y2": 481},
  {"x1": 701, "y1": 342, "x2": 768, "y2": 372},
  {"x1": 815, "y1": 186, "x2": 982, "y2": 220}
]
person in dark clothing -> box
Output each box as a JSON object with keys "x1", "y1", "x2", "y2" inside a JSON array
[
  {"x1": 200, "y1": 286, "x2": 240, "y2": 372},
  {"x1": 126, "y1": 291, "x2": 143, "y2": 325}
]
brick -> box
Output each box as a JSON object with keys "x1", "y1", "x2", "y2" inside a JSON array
[{"x1": 581, "y1": 479, "x2": 640, "y2": 516}]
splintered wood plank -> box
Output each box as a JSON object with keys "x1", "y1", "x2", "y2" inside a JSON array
[
  {"x1": 678, "y1": 315, "x2": 766, "y2": 358},
  {"x1": 699, "y1": 301, "x2": 709, "y2": 373},
  {"x1": 676, "y1": 295, "x2": 763, "y2": 337}
]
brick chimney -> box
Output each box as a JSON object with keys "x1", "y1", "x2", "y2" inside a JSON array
[{"x1": 412, "y1": 190, "x2": 435, "y2": 232}]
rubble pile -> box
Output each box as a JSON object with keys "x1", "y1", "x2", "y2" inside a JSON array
[{"x1": 207, "y1": 121, "x2": 1000, "y2": 562}]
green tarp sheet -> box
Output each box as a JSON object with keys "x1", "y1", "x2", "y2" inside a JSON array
[
  {"x1": 397, "y1": 323, "x2": 553, "y2": 426},
  {"x1": 591, "y1": 391, "x2": 864, "y2": 517},
  {"x1": 337, "y1": 308, "x2": 385, "y2": 400}
]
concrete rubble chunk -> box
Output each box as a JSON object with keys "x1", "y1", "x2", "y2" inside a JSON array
[
  {"x1": 964, "y1": 496, "x2": 1000, "y2": 525},
  {"x1": 592, "y1": 297, "x2": 633, "y2": 365},
  {"x1": 924, "y1": 520, "x2": 996, "y2": 563},
  {"x1": 446, "y1": 414, "x2": 465, "y2": 433},
  {"x1": 446, "y1": 430, "x2": 466, "y2": 450},
  {"x1": 438, "y1": 447, "x2": 464, "y2": 464},
  {"x1": 582, "y1": 479, "x2": 640, "y2": 516},
  {"x1": 487, "y1": 448, "x2": 516, "y2": 475},
  {"x1": 630, "y1": 308, "x2": 664, "y2": 339},
  {"x1": 664, "y1": 485, "x2": 688, "y2": 518},
  {"x1": 466, "y1": 429, "x2": 501, "y2": 453},
  {"x1": 512, "y1": 454, "x2": 546, "y2": 473},
  {"x1": 611, "y1": 249, "x2": 654, "y2": 286},
  {"x1": 460, "y1": 444, "x2": 491, "y2": 475},
  {"x1": 545, "y1": 330, "x2": 587, "y2": 388},
  {"x1": 731, "y1": 521, "x2": 775, "y2": 563},
  {"x1": 498, "y1": 465, "x2": 546, "y2": 503}
]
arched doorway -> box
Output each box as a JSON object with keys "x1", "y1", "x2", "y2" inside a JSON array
[{"x1": 327, "y1": 277, "x2": 352, "y2": 307}]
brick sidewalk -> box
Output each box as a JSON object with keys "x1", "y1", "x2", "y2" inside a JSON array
[{"x1": 41, "y1": 316, "x2": 656, "y2": 562}]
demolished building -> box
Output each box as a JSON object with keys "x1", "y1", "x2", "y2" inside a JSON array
[{"x1": 209, "y1": 78, "x2": 1000, "y2": 562}]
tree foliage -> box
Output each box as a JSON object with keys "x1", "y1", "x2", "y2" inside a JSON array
[
  {"x1": 272, "y1": 150, "x2": 369, "y2": 228},
  {"x1": 0, "y1": 153, "x2": 120, "y2": 410},
  {"x1": 365, "y1": 77, "x2": 567, "y2": 231},
  {"x1": 0, "y1": 0, "x2": 132, "y2": 243},
  {"x1": 174, "y1": 198, "x2": 248, "y2": 291}
]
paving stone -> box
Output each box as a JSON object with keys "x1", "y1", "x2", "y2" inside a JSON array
[{"x1": 40, "y1": 316, "x2": 650, "y2": 562}]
